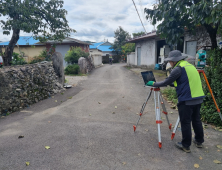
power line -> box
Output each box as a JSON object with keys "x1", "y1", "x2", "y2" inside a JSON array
[{"x1": 131, "y1": 0, "x2": 147, "y2": 33}]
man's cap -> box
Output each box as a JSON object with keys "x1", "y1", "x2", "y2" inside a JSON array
[{"x1": 164, "y1": 50, "x2": 187, "y2": 62}]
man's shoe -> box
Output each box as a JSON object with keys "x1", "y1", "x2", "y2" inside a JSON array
[
  {"x1": 175, "y1": 142, "x2": 191, "y2": 153},
  {"x1": 193, "y1": 139, "x2": 203, "y2": 148}
]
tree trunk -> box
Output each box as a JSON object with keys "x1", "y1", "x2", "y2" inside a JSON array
[
  {"x1": 204, "y1": 24, "x2": 218, "y2": 50},
  {"x1": 3, "y1": 28, "x2": 20, "y2": 66}
]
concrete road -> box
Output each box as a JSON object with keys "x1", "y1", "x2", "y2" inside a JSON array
[{"x1": 0, "y1": 63, "x2": 222, "y2": 170}]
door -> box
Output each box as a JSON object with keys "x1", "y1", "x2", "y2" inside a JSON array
[
  {"x1": 137, "y1": 47, "x2": 141, "y2": 66},
  {"x1": 56, "y1": 45, "x2": 70, "y2": 68},
  {"x1": 186, "y1": 41, "x2": 197, "y2": 57}
]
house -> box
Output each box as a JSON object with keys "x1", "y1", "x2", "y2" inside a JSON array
[
  {"x1": 0, "y1": 36, "x2": 45, "y2": 62},
  {"x1": 90, "y1": 41, "x2": 113, "y2": 57},
  {"x1": 126, "y1": 28, "x2": 222, "y2": 68},
  {"x1": 126, "y1": 31, "x2": 172, "y2": 68},
  {"x1": 0, "y1": 36, "x2": 91, "y2": 67},
  {"x1": 41, "y1": 37, "x2": 91, "y2": 67}
]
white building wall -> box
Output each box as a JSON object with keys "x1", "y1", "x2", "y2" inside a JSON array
[
  {"x1": 92, "y1": 54, "x2": 102, "y2": 67},
  {"x1": 127, "y1": 52, "x2": 136, "y2": 65},
  {"x1": 135, "y1": 39, "x2": 156, "y2": 68},
  {"x1": 89, "y1": 49, "x2": 103, "y2": 67}
]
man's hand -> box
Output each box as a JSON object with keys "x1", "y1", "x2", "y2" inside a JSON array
[{"x1": 146, "y1": 81, "x2": 155, "y2": 86}]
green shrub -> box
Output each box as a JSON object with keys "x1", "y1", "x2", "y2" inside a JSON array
[
  {"x1": 200, "y1": 48, "x2": 222, "y2": 126},
  {"x1": 65, "y1": 47, "x2": 89, "y2": 65},
  {"x1": 29, "y1": 55, "x2": 45, "y2": 64},
  {"x1": 65, "y1": 64, "x2": 80, "y2": 75},
  {"x1": 11, "y1": 52, "x2": 27, "y2": 65},
  {"x1": 29, "y1": 49, "x2": 53, "y2": 64}
]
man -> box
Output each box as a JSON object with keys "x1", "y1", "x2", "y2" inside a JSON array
[
  {"x1": 109, "y1": 55, "x2": 113, "y2": 65},
  {"x1": 146, "y1": 50, "x2": 205, "y2": 153}
]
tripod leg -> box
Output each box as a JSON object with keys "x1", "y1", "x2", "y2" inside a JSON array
[
  {"x1": 201, "y1": 71, "x2": 222, "y2": 121},
  {"x1": 159, "y1": 92, "x2": 172, "y2": 130},
  {"x1": 155, "y1": 91, "x2": 162, "y2": 148},
  {"x1": 171, "y1": 116, "x2": 180, "y2": 140},
  {"x1": 133, "y1": 88, "x2": 153, "y2": 132}
]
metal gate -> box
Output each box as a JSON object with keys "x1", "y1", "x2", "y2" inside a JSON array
[
  {"x1": 137, "y1": 47, "x2": 141, "y2": 66},
  {"x1": 56, "y1": 45, "x2": 70, "y2": 68},
  {"x1": 186, "y1": 41, "x2": 197, "y2": 57}
]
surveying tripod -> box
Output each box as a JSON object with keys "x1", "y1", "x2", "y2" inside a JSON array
[
  {"x1": 133, "y1": 87, "x2": 172, "y2": 148},
  {"x1": 171, "y1": 69, "x2": 222, "y2": 140}
]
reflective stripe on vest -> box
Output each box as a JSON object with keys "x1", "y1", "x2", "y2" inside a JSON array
[{"x1": 173, "y1": 60, "x2": 205, "y2": 102}]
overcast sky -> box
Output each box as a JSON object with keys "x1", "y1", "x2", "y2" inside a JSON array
[{"x1": 0, "y1": 0, "x2": 156, "y2": 43}]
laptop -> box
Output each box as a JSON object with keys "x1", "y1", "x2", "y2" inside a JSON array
[{"x1": 141, "y1": 71, "x2": 156, "y2": 86}]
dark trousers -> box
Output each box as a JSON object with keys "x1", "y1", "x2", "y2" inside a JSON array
[{"x1": 177, "y1": 102, "x2": 204, "y2": 148}]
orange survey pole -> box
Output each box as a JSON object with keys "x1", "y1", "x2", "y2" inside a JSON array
[{"x1": 198, "y1": 70, "x2": 222, "y2": 121}]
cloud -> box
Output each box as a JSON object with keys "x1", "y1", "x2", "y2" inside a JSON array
[
  {"x1": 0, "y1": 0, "x2": 156, "y2": 43},
  {"x1": 69, "y1": 14, "x2": 96, "y2": 22},
  {"x1": 112, "y1": 15, "x2": 127, "y2": 21}
]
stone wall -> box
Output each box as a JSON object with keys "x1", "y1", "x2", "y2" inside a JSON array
[{"x1": 0, "y1": 61, "x2": 64, "y2": 116}]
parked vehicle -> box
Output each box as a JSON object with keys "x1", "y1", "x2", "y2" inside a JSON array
[{"x1": 0, "y1": 56, "x2": 3, "y2": 68}]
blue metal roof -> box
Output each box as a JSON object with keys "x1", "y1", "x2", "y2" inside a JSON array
[
  {"x1": 0, "y1": 36, "x2": 41, "y2": 46},
  {"x1": 89, "y1": 42, "x2": 113, "y2": 52},
  {"x1": 97, "y1": 45, "x2": 112, "y2": 52},
  {"x1": 89, "y1": 42, "x2": 104, "y2": 49}
]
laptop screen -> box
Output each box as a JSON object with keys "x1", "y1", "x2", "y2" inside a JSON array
[{"x1": 141, "y1": 71, "x2": 156, "y2": 85}]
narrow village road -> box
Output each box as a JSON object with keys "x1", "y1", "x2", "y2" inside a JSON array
[{"x1": 0, "y1": 64, "x2": 222, "y2": 170}]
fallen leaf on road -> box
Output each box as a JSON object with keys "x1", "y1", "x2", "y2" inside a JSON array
[
  {"x1": 112, "y1": 112, "x2": 115, "y2": 114},
  {"x1": 89, "y1": 114, "x2": 91, "y2": 116},
  {"x1": 68, "y1": 97, "x2": 72, "y2": 99},
  {"x1": 199, "y1": 156, "x2": 203, "y2": 160},
  {"x1": 213, "y1": 160, "x2": 221, "y2": 164},
  {"x1": 122, "y1": 162, "x2": 126, "y2": 165},
  {"x1": 26, "y1": 162, "x2": 30, "y2": 166},
  {"x1": 52, "y1": 96, "x2": 54, "y2": 98},
  {"x1": 136, "y1": 113, "x2": 139, "y2": 115},
  {"x1": 170, "y1": 112, "x2": 173, "y2": 114},
  {"x1": 122, "y1": 96, "x2": 125, "y2": 98},
  {"x1": 194, "y1": 164, "x2": 199, "y2": 168},
  {"x1": 48, "y1": 121, "x2": 51, "y2": 123},
  {"x1": 145, "y1": 129, "x2": 148, "y2": 131},
  {"x1": 217, "y1": 145, "x2": 222, "y2": 149},
  {"x1": 115, "y1": 106, "x2": 117, "y2": 109},
  {"x1": 219, "y1": 129, "x2": 222, "y2": 132},
  {"x1": 138, "y1": 153, "x2": 141, "y2": 156},
  {"x1": 45, "y1": 146, "x2": 50, "y2": 149},
  {"x1": 55, "y1": 100, "x2": 57, "y2": 102},
  {"x1": 217, "y1": 150, "x2": 220, "y2": 152},
  {"x1": 18, "y1": 135, "x2": 24, "y2": 139},
  {"x1": 98, "y1": 102, "x2": 101, "y2": 104}
]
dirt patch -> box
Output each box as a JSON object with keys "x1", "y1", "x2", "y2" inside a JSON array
[{"x1": 65, "y1": 75, "x2": 88, "y2": 87}]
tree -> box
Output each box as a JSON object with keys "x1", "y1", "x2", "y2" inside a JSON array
[
  {"x1": 0, "y1": 0, "x2": 75, "y2": 66},
  {"x1": 64, "y1": 47, "x2": 89, "y2": 65},
  {"x1": 121, "y1": 43, "x2": 135, "y2": 60},
  {"x1": 144, "y1": 0, "x2": 222, "y2": 49},
  {"x1": 111, "y1": 26, "x2": 131, "y2": 55},
  {"x1": 132, "y1": 31, "x2": 145, "y2": 38}
]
